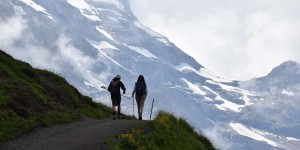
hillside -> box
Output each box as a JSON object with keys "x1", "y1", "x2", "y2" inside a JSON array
[
  {"x1": 0, "y1": 50, "x2": 215, "y2": 149},
  {"x1": 0, "y1": 49, "x2": 112, "y2": 142}
]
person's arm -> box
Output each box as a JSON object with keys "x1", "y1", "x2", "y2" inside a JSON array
[
  {"x1": 132, "y1": 83, "x2": 136, "y2": 97},
  {"x1": 145, "y1": 83, "x2": 148, "y2": 96},
  {"x1": 120, "y1": 81, "x2": 126, "y2": 94},
  {"x1": 107, "y1": 82, "x2": 112, "y2": 92}
]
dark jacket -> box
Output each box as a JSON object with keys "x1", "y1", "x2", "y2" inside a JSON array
[{"x1": 108, "y1": 78, "x2": 126, "y2": 96}]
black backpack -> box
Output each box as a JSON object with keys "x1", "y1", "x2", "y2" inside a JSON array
[
  {"x1": 110, "y1": 81, "x2": 119, "y2": 94},
  {"x1": 135, "y1": 82, "x2": 146, "y2": 96}
]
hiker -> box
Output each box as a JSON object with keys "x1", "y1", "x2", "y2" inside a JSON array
[
  {"x1": 108, "y1": 75, "x2": 126, "y2": 120},
  {"x1": 132, "y1": 75, "x2": 147, "y2": 120}
]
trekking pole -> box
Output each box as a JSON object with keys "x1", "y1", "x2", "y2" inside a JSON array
[
  {"x1": 150, "y1": 99, "x2": 154, "y2": 120},
  {"x1": 121, "y1": 95, "x2": 131, "y2": 99},
  {"x1": 102, "y1": 86, "x2": 131, "y2": 99},
  {"x1": 132, "y1": 96, "x2": 135, "y2": 117}
]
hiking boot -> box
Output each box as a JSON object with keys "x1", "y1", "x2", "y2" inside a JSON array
[
  {"x1": 138, "y1": 116, "x2": 142, "y2": 120},
  {"x1": 112, "y1": 116, "x2": 116, "y2": 120},
  {"x1": 118, "y1": 115, "x2": 122, "y2": 119}
]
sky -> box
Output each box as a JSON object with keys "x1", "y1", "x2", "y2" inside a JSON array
[{"x1": 128, "y1": 0, "x2": 300, "y2": 81}]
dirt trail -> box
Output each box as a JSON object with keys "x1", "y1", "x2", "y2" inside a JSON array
[{"x1": 0, "y1": 117, "x2": 145, "y2": 150}]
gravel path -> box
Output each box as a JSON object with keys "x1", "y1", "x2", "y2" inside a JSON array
[{"x1": 0, "y1": 117, "x2": 145, "y2": 150}]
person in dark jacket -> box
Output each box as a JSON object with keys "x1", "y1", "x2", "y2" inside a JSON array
[
  {"x1": 132, "y1": 75, "x2": 147, "y2": 120},
  {"x1": 108, "y1": 75, "x2": 126, "y2": 120}
]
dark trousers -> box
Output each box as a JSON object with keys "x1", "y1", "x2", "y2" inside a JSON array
[{"x1": 111, "y1": 94, "x2": 121, "y2": 115}]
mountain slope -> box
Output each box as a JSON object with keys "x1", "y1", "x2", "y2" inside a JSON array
[
  {"x1": 239, "y1": 61, "x2": 300, "y2": 138},
  {"x1": 0, "y1": 50, "x2": 112, "y2": 142},
  {"x1": 1, "y1": 0, "x2": 300, "y2": 149},
  {"x1": 242, "y1": 61, "x2": 300, "y2": 90}
]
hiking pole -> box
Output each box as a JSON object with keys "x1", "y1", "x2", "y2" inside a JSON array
[
  {"x1": 150, "y1": 99, "x2": 154, "y2": 120},
  {"x1": 121, "y1": 95, "x2": 131, "y2": 99},
  {"x1": 132, "y1": 96, "x2": 135, "y2": 117},
  {"x1": 101, "y1": 86, "x2": 131, "y2": 99}
]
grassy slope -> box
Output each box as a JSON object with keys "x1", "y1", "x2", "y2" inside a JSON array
[
  {"x1": 110, "y1": 111, "x2": 215, "y2": 150},
  {"x1": 0, "y1": 50, "x2": 112, "y2": 142}
]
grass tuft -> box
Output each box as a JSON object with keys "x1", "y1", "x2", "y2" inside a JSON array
[{"x1": 110, "y1": 111, "x2": 215, "y2": 150}]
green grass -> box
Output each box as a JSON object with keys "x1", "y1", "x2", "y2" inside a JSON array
[
  {"x1": 0, "y1": 87, "x2": 11, "y2": 106},
  {"x1": 30, "y1": 83, "x2": 48, "y2": 105},
  {"x1": 0, "y1": 50, "x2": 113, "y2": 142},
  {"x1": 110, "y1": 111, "x2": 215, "y2": 150},
  {"x1": 0, "y1": 110, "x2": 35, "y2": 141}
]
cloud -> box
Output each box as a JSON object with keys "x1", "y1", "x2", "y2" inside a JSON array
[
  {"x1": 55, "y1": 35, "x2": 96, "y2": 72},
  {"x1": 0, "y1": 16, "x2": 96, "y2": 79},
  {"x1": 0, "y1": 16, "x2": 27, "y2": 48},
  {"x1": 129, "y1": 0, "x2": 300, "y2": 80},
  {"x1": 203, "y1": 125, "x2": 234, "y2": 150}
]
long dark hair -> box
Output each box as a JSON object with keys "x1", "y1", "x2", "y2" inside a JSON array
[{"x1": 137, "y1": 75, "x2": 145, "y2": 83}]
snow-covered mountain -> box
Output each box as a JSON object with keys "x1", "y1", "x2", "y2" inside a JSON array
[
  {"x1": 1, "y1": 0, "x2": 299, "y2": 149},
  {"x1": 240, "y1": 61, "x2": 300, "y2": 140}
]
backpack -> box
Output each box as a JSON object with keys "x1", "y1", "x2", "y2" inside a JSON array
[
  {"x1": 135, "y1": 82, "x2": 146, "y2": 96},
  {"x1": 110, "y1": 81, "x2": 119, "y2": 94}
]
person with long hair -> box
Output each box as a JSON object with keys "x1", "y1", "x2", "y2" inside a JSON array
[{"x1": 132, "y1": 75, "x2": 147, "y2": 120}]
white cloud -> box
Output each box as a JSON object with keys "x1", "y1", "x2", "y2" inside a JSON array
[
  {"x1": 129, "y1": 0, "x2": 300, "y2": 80},
  {"x1": 0, "y1": 16, "x2": 96, "y2": 77},
  {"x1": 0, "y1": 16, "x2": 27, "y2": 48},
  {"x1": 203, "y1": 125, "x2": 234, "y2": 150}
]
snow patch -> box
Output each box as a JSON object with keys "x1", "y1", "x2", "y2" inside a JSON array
[
  {"x1": 207, "y1": 80, "x2": 257, "y2": 109},
  {"x1": 156, "y1": 37, "x2": 171, "y2": 46},
  {"x1": 229, "y1": 122, "x2": 282, "y2": 147},
  {"x1": 176, "y1": 63, "x2": 232, "y2": 83},
  {"x1": 204, "y1": 96, "x2": 213, "y2": 101},
  {"x1": 97, "y1": 8, "x2": 122, "y2": 17},
  {"x1": 92, "y1": 0, "x2": 125, "y2": 11},
  {"x1": 199, "y1": 68, "x2": 232, "y2": 83},
  {"x1": 134, "y1": 20, "x2": 170, "y2": 47},
  {"x1": 286, "y1": 137, "x2": 300, "y2": 142},
  {"x1": 282, "y1": 89, "x2": 294, "y2": 96},
  {"x1": 98, "y1": 41, "x2": 117, "y2": 50},
  {"x1": 67, "y1": 0, "x2": 101, "y2": 21},
  {"x1": 202, "y1": 85, "x2": 249, "y2": 112},
  {"x1": 215, "y1": 96, "x2": 243, "y2": 112},
  {"x1": 134, "y1": 21, "x2": 161, "y2": 37},
  {"x1": 126, "y1": 45, "x2": 157, "y2": 58},
  {"x1": 19, "y1": 0, "x2": 53, "y2": 19},
  {"x1": 87, "y1": 39, "x2": 133, "y2": 74},
  {"x1": 181, "y1": 78, "x2": 206, "y2": 95},
  {"x1": 12, "y1": 4, "x2": 26, "y2": 15},
  {"x1": 176, "y1": 63, "x2": 197, "y2": 72},
  {"x1": 96, "y1": 26, "x2": 115, "y2": 41},
  {"x1": 239, "y1": 95, "x2": 253, "y2": 106},
  {"x1": 87, "y1": 39, "x2": 117, "y2": 51}
]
